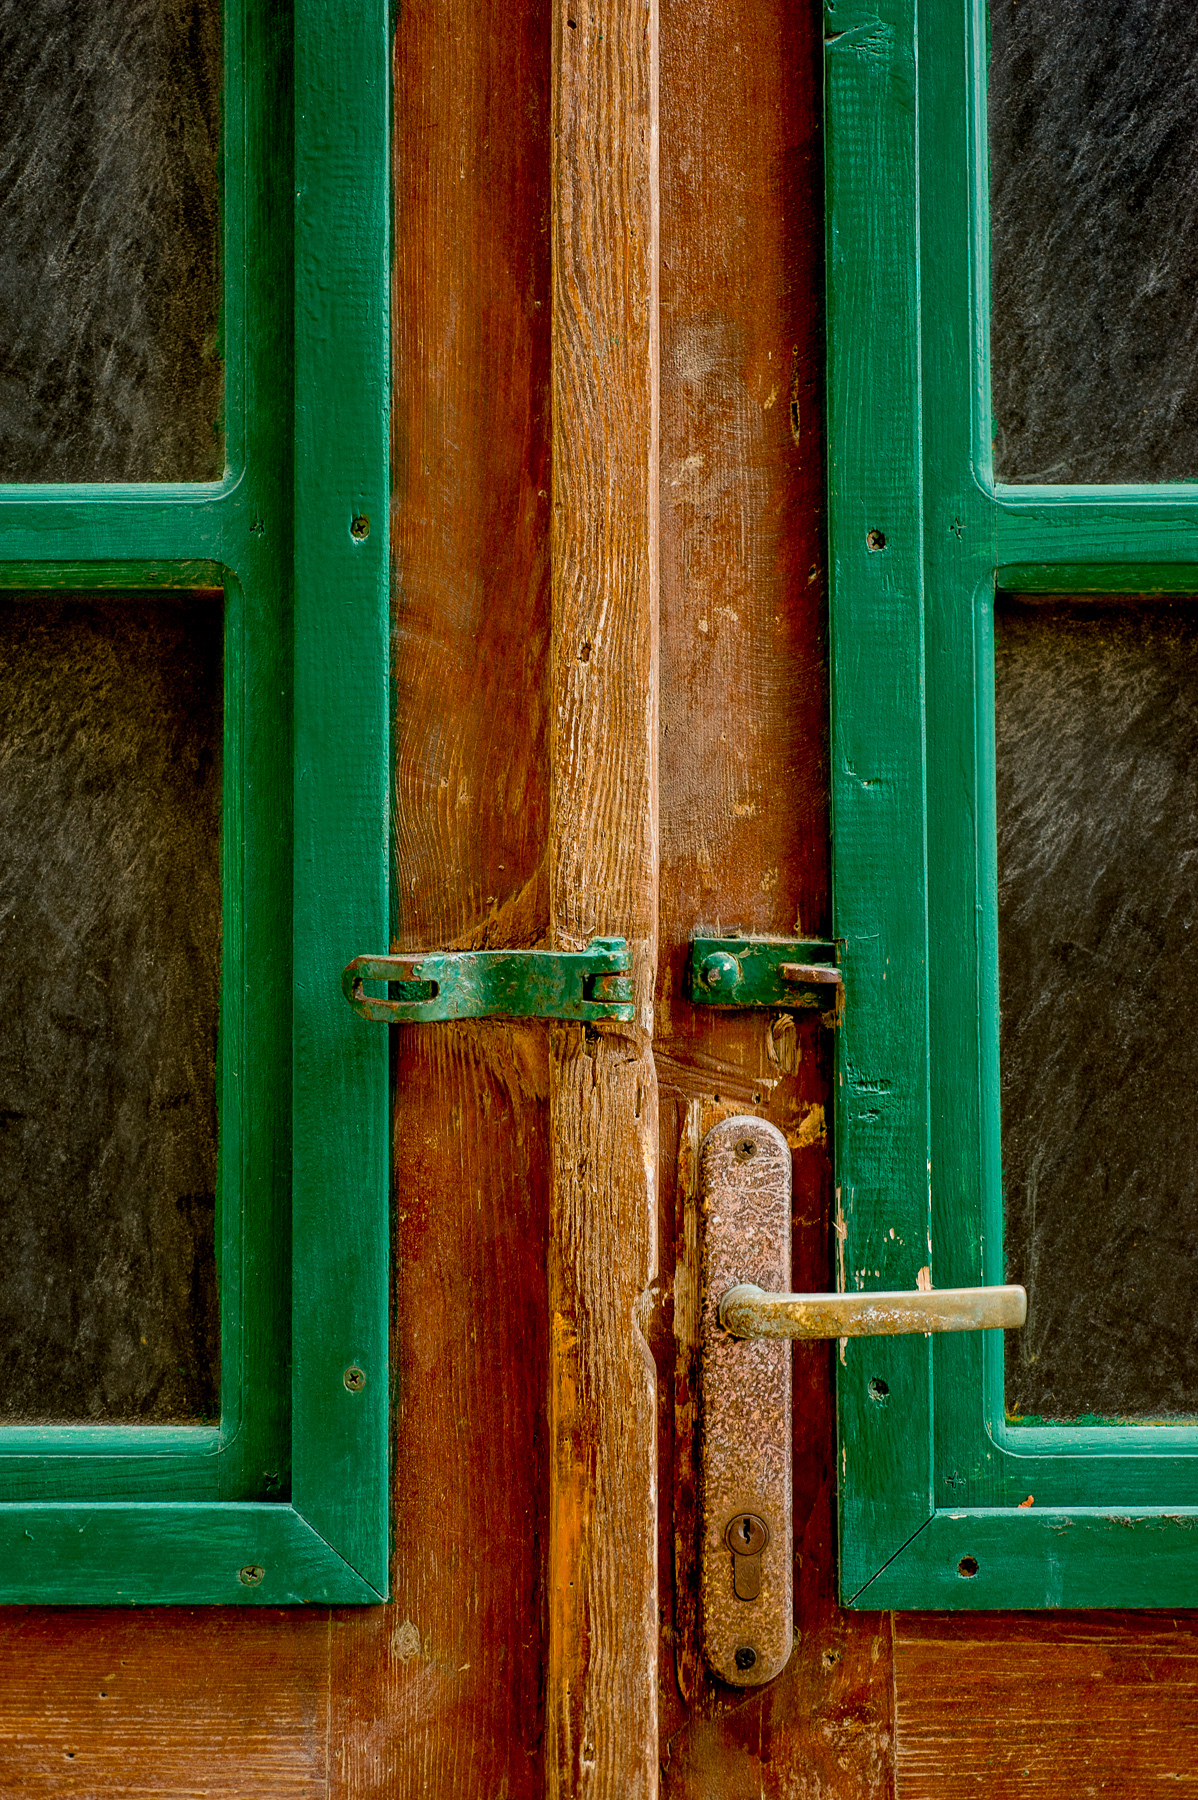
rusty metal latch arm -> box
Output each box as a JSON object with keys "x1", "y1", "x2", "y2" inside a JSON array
[{"x1": 341, "y1": 936, "x2": 635, "y2": 1024}]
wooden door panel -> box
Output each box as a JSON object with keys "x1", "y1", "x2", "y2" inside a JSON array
[
  {"x1": 0, "y1": 1, "x2": 1191, "y2": 1793},
  {"x1": 0, "y1": 1610, "x2": 328, "y2": 1795},
  {"x1": 655, "y1": 0, "x2": 892, "y2": 1786},
  {"x1": 332, "y1": 1, "x2": 554, "y2": 1791},
  {"x1": 331, "y1": 1031, "x2": 552, "y2": 1797},
  {"x1": 895, "y1": 1613, "x2": 1198, "y2": 1796}
]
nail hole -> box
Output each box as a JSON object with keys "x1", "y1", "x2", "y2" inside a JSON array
[
  {"x1": 734, "y1": 1645, "x2": 757, "y2": 1672},
  {"x1": 957, "y1": 1555, "x2": 979, "y2": 1579},
  {"x1": 866, "y1": 528, "x2": 886, "y2": 551},
  {"x1": 734, "y1": 1137, "x2": 757, "y2": 1162},
  {"x1": 350, "y1": 514, "x2": 370, "y2": 540},
  {"x1": 868, "y1": 1377, "x2": 889, "y2": 1404},
  {"x1": 578, "y1": 640, "x2": 592, "y2": 662}
]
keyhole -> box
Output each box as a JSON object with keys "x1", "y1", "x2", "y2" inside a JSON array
[
  {"x1": 725, "y1": 1511, "x2": 767, "y2": 1554},
  {"x1": 724, "y1": 1512, "x2": 768, "y2": 1602}
]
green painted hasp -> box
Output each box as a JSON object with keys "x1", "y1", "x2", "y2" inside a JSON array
[
  {"x1": 827, "y1": 0, "x2": 1198, "y2": 1608},
  {"x1": 342, "y1": 938, "x2": 635, "y2": 1023},
  {"x1": 0, "y1": 0, "x2": 391, "y2": 1602},
  {"x1": 687, "y1": 938, "x2": 841, "y2": 1010}
]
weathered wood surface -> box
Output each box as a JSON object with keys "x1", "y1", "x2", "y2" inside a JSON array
[
  {"x1": 0, "y1": 1609, "x2": 328, "y2": 1795},
  {"x1": 333, "y1": 0, "x2": 555, "y2": 1793},
  {"x1": 333, "y1": 1028, "x2": 552, "y2": 1796},
  {"x1": 895, "y1": 1612, "x2": 1198, "y2": 1795},
  {"x1": 546, "y1": 0, "x2": 660, "y2": 1787},
  {"x1": 654, "y1": 0, "x2": 893, "y2": 1787},
  {"x1": 6, "y1": 4, "x2": 1197, "y2": 1795}
]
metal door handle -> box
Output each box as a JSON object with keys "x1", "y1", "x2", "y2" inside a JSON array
[
  {"x1": 699, "y1": 1115, "x2": 1025, "y2": 1689},
  {"x1": 719, "y1": 1281, "x2": 1026, "y2": 1339}
]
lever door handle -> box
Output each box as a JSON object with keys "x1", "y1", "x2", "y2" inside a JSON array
[
  {"x1": 719, "y1": 1281, "x2": 1026, "y2": 1340},
  {"x1": 699, "y1": 1115, "x2": 1025, "y2": 1689}
]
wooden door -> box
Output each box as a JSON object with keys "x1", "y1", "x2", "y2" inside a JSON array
[{"x1": 1, "y1": 0, "x2": 1196, "y2": 1794}]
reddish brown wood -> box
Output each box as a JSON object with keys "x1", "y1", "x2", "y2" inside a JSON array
[
  {"x1": 654, "y1": 0, "x2": 894, "y2": 1787},
  {"x1": 388, "y1": 0, "x2": 552, "y2": 945},
  {"x1": 330, "y1": 1, "x2": 554, "y2": 1794},
  {"x1": 894, "y1": 1612, "x2": 1198, "y2": 1796},
  {"x1": 0, "y1": 1610, "x2": 328, "y2": 1795},
  {"x1": 333, "y1": 1028, "x2": 551, "y2": 1798}
]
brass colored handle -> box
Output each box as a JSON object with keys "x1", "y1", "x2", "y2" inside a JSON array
[{"x1": 719, "y1": 1282, "x2": 1027, "y2": 1340}]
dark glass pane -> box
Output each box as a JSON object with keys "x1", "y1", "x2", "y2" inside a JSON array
[
  {"x1": 0, "y1": 594, "x2": 222, "y2": 1422},
  {"x1": 999, "y1": 596, "x2": 1198, "y2": 1421},
  {"x1": 989, "y1": 0, "x2": 1198, "y2": 483},
  {"x1": 0, "y1": 0, "x2": 223, "y2": 483}
]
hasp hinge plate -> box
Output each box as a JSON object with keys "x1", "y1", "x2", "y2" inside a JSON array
[
  {"x1": 687, "y1": 938, "x2": 842, "y2": 1014},
  {"x1": 341, "y1": 937, "x2": 635, "y2": 1024}
]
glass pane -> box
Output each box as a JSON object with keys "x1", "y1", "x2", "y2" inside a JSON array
[
  {"x1": 989, "y1": 0, "x2": 1198, "y2": 483},
  {"x1": 0, "y1": 594, "x2": 222, "y2": 1423},
  {"x1": 0, "y1": 0, "x2": 223, "y2": 483},
  {"x1": 998, "y1": 595, "x2": 1198, "y2": 1421}
]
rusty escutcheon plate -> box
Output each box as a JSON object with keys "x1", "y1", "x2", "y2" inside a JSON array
[{"x1": 699, "y1": 1114, "x2": 793, "y2": 1687}]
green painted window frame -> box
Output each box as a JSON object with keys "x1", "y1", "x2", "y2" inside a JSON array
[
  {"x1": 828, "y1": 0, "x2": 1198, "y2": 1608},
  {"x1": 0, "y1": 0, "x2": 390, "y2": 1603}
]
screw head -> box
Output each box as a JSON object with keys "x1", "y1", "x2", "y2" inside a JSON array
[
  {"x1": 350, "y1": 514, "x2": 370, "y2": 540},
  {"x1": 699, "y1": 950, "x2": 739, "y2": 991},
  {"x1": 734, "y1": 1645, "x2": 758, "y2": 1672},
  {"x1": 238, "y1": 1565, "x2": 265, "y2": 1587},
  {"x1": 344, "y1": 1366, "x2": 366, "y2": 1392}
]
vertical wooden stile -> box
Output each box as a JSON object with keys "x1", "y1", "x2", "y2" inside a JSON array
[{"x1": 547, "y1": 0, "x2": 660, "y2": 1787}]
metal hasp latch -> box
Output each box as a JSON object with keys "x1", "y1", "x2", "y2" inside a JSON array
[
  {"x1": 341, "y1": 937, "x2": 634, "y2": 1023},
  {"x1": 688, "y1": 937, "x2": 843, "y2": 1015},
  {"x1": 699, "y1": 1115, "x2": 1026, "y2": 1688}
]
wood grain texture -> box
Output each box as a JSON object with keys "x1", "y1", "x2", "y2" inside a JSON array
[
  {"x1": 895, "y1": 1611, "x2": 1198, "y2": 1796},
  {"x1": 0, "y1": 1609, "x2": 328, "y2": 1796},
  {"x1": 654, "y1": 0, "x2": 893, "y2": 1788},
  {"x1": 389, "y1": 0, "x2": 551, "y2": 949},
  {"x1": 547, "y1": 0, "x2": 659, "y2": 1785},
  {"x1": 332, "y1": 1027, "x2": 551, "y2": 1798},
  {"x1": 331, "y1": 0, "x2": 554, "y2": 1790}
]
